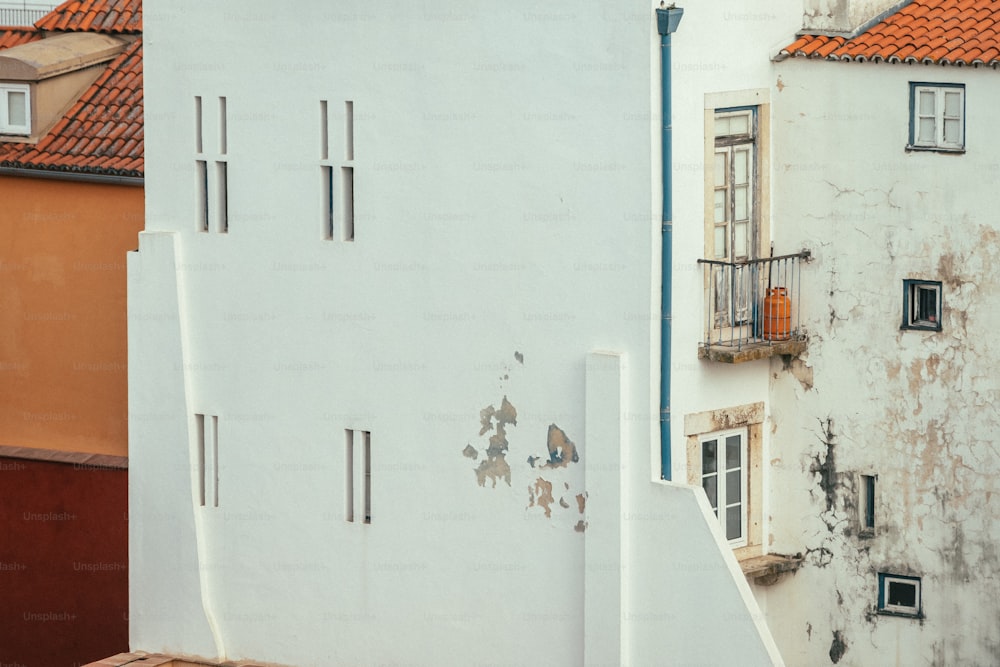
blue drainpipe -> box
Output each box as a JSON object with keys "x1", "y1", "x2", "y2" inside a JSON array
[{"x1": 657, "y1": 5, "x2": 683, "y2": 480}]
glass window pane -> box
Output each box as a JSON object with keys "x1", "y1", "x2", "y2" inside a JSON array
[
  {"x1": 944, "y1": 91, "x2": 961, "y2": 118},
  {"x1": 714, "y1": 117, "x2": 730, "y2": 137},
  {"x1": 714, "y1": 226, "x2": 726, "y2": 259},
  {"x1": 729, "y1": 114, "x2": 748, "y2": 135},
  {"x1": 918, "y1": 90, "x2": 935, "y2": 116},
  {"x1": 734, "y1": 222, "x2": 747, "y2": 258},
  {"x1": 734, "y1": 186, "x2": 748, "y2": 221},
  {"x1": 702, "y1": 475, "x2": 718, "y2": 508},
  {"x1": 714, "y1": 189, "x2": 727, "y2": 223},
  {"x1": 917, "y1": 286, "x2": 937, "y2": 322},
  {"x1": 726, "y1": 470, "x2": 741, "y2": 505},
  {"x1": 943, "y1": 119, "x2": 960, "y2": 145},
  {"x1": 888, "y1": 581, "x2": 916, "y2": 607},
  {"x1": 8, "y1": 91, "x2": 26, "y2": 127},
  {"x1": 702, "y1": 440, "x2": 717, "y2": 474},
  {"x1": 734, "y1": 149, "x2": 749, "y2": 185},
  {"x1": 726, "y1": 435, "x2": 741, "y2": 469},
  {"x1": 714, "y1": 152, "x2": 727, "y2": 187},
  {"x1": 918, "y1": 117, "x2": 935, "y2": 143},
  {"x1": 726, "y1": 506, "x2": 742, "y2": 540}
]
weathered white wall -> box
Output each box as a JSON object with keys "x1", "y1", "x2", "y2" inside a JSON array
[
  {"x1": 134, "y1": 1, "x2": 794, "y2": 665},
  {"x1": 765, "y1": 58, "x2": 1000, "y2": 666}
]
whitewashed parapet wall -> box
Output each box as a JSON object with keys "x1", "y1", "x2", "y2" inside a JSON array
[{"x1": 132, "y1": 0, "x2": 804, "y2": 664}]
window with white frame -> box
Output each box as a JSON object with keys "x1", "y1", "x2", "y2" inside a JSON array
[
  {"x1": 685, "y1": 403, "x2": 763, "y2": 560},
  {"x1": 878, "y1": 573, "x2": 921, "y2": 617},
  {"x1": 699, "y1": 428, "x2": 748, "y2": 547},
  {"x1": 901, "y1": 279, "x2": 942, "y2": 331},
  {"x1": 0, "y1": 83, "x2": 30, "y2": 135},
  {"x1": 908, "y1": 83, "x2": 964, "y2": 151},
  {"x1": 712, "y1": 108, "x2": 756, "y2": 263}
]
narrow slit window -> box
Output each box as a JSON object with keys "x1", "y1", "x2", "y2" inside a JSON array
[
  {"x1": 322, "y1": 166, "x2": 334, "y2": 240},
  {"x1": 320, "y1": 100, "x2": 329, "y2": 161},
  {"x1": 196, "y1": 414, "x2": 206, "y2": 506},
  {"x1": 197, "y1": 160, "x2": 209, "y2": 232},
  {"x1": 342, "y1": 167, "x2": 354, "y2": 242},
  {"x1": 345, "y1": 429, "x2": 355, "y2": 522},
  {"x1": 211, "y1": 415, "x2": 219, "y2": 507},
  {"x1": 217, "y1": 161, "x2": 228, "y2": 233},
  {"x1": 218, "y1": 97, "x2": 227, "y2": 155},
  {"x1": 862, "y1": 474, "x2": 876, "y2": 531},
  {"x1": 345, "y1": 100, "x2": 354, "y2": 161},
  {"x1": 194, "y1": 96, "x2": 203, "y2": 153},
  {"x1": 363, "y1": 430, "x2": 371, "y2": 523}
]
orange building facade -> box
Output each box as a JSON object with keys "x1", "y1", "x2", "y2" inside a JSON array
[
  {"x1": 1, "y1": 176, "x2": 141, "y2": 457},
  {"x1": 0, "y1": 1, "x2": 143, "y2": 664}
]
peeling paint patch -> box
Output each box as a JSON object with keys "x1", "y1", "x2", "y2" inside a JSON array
[
  {"x1": 540, "y1": 424, "x2": 579, "y2": 469},
  {"x1": 462, "y1": 444, "x2": 478, "y2": 460},
  {"x1": 829, "y1": 630, "x2": 847, "y2": 664},
  {"x1": 472, "y1": 396, "x2": 518, "y2": 487},
  {"x1": 559, "y1": 497, "x2": 569, "y2": 509},
  {"x1": 574, "y1": 520, "x2": 587, "y2": 533},
  {"x1": 475, "y1": 457, "x2": 510, "y2": 488},
  {"x1": 527, "y1": 455, "x2": 539, "y2": 468},
  {"x1": 576, "y1": 493, "x2": 587, "y2": 514},
  {"x1": 528, "y1": 478, "x2": 554, "y2": 517},
  {"x1": 514, "y1": 351, "x2": 523, "y2": 364}
]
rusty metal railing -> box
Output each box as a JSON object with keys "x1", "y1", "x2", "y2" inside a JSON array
[{"x1": 697, "y1": 250, "x2": 811, "y2": 351}]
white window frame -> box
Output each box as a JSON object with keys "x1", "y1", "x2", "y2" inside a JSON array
[
  {"x1": 909, "y1": 83, "x2": 964, "y2": 152},
  {"x1": 879, "y1": 574, "x2": 921, "y2": 616},
  {"x1": 0, "y1": 83, "x2": 30, "y2": 136},
  {"x1": 698, "y1": 427, "x2": 748, "y2": 548}
]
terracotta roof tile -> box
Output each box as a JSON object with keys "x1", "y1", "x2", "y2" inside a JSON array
[
  {"x1": 779, "y1": 0, "x2": 1000, "y2": 67},
  {"x1": 0, "y1": 27, "x2": 42, "y2": 48},
  {"x1": 0, "y1": 36, "x2": 143, "y2": 177},
  {"x1": 35, "y1": 0, "x2": 141, "y2": 34}
]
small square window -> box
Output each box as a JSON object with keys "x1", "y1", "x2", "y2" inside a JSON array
[
  {"x1": 0, "y1": 83, "x2": 30, "y2": 136},
  {"x1": 878, "y1": 573, "x2": 921, "y2": 617},
  {"x1": 908, "y1": 83, "x2": 964, "y2": 152},
  {"x1": 901, "y1": 280, "x2": 942, "y2": 331}
]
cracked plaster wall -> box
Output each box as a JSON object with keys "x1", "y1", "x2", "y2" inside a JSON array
[{"x1": 762, "y1": 60, "x2": 1000, "y2": 666}]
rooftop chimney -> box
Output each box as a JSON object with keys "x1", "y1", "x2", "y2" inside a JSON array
[{"x1": 802, "y1": 0, "x2": 906, "y2": 35}]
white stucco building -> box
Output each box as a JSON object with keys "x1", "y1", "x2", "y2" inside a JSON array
[
  {"x1": 123, "y1": 0, "x2": 999, "y2": 666},
  {"x1": 760, "y1": 2, "x2": 1000, "y2": 665}
]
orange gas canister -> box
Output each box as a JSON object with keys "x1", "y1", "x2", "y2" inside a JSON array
[{"x1": 763, "y1": 287, "x2": 791, "y2": 341}]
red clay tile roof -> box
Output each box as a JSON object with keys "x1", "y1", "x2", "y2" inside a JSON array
[
  {"x1": 35, "y1": 0, "x2": 141, "y2": 34},
  {"x1": 0, "y1": 38, "x2": 143, "y2": 177},
  {"x1": 779, "y1": 0, "x2": 1000, "y2": 67},
  {"x1": 0, "y1": 0, "x2": 142, "y2": 178},
  {"x1": 0, "y1": 27, "x2": 42, "y2": 49}
]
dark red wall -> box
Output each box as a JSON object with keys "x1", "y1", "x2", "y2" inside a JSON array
[{"x1": 0, "y1": 457, "x2": 128, "y2": 667}]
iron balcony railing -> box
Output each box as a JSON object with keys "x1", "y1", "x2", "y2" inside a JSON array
[{"x1": 697, "y1": 250, "x2": 811, "y2": 351}]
